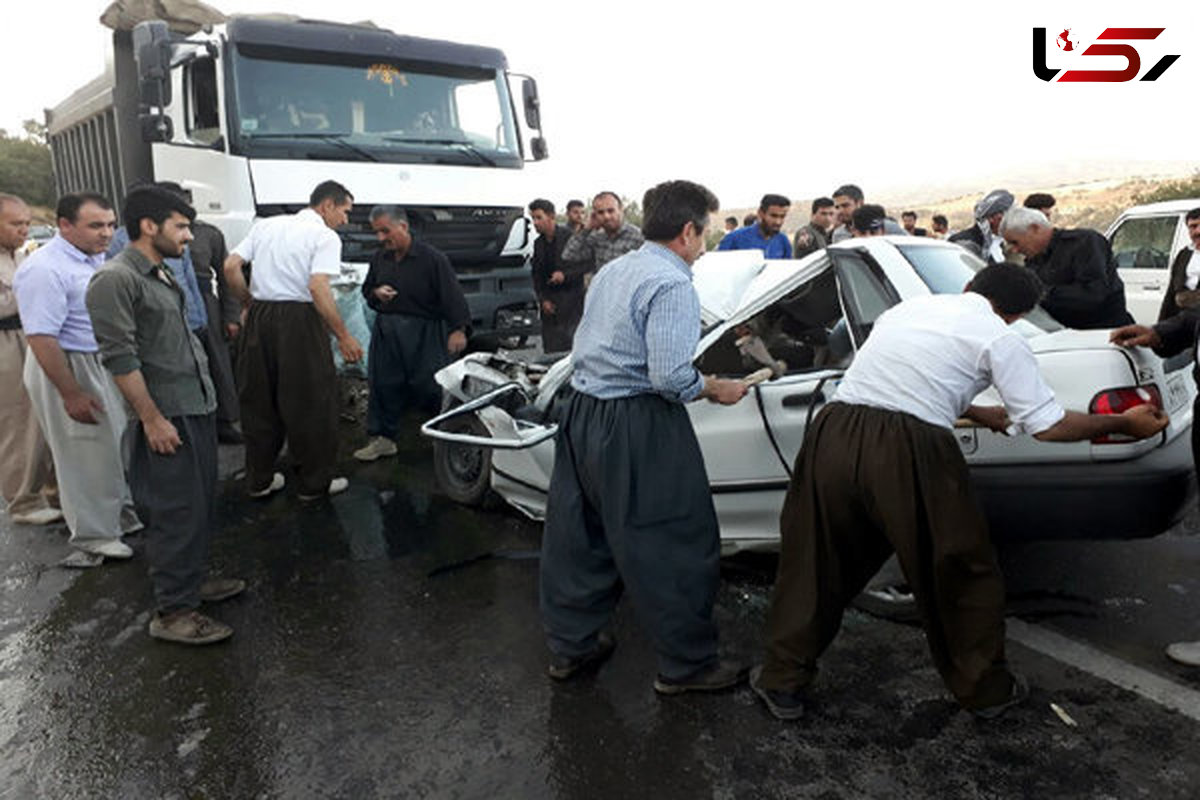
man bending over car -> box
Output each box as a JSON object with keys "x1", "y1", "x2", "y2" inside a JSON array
[{"x1": 751, "y1": 264, "x2": 1169, "y2": 721}]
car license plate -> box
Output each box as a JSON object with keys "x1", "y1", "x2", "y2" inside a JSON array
[{"x1": 1166, "y1": 374, "x2": 1190, "y2": 412}]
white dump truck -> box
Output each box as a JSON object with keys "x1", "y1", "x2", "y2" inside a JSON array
[{"x1": 46, "y1": 8, "x2": 549, "y2": 345}]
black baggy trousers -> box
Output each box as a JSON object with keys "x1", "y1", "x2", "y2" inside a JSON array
[
  {"x1": 129, "y1": 413, "x2": 217, "y2": 614},
  {"x1": 236, "y1": 301, "x2": 338, "y2": 496},
  {"x1": 758, "y1": 402, "x2": 1015, "y2": 710},
  {"x1": 199, "y1": 293, "x2": 239, "y2": 425},
  {"x1": 539, "y1": 390, "x2": 721, "y2": 680},
  {"x1": 367, "y1": 313, "x2": 448, "y2": 438}
]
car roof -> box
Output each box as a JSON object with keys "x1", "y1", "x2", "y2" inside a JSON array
[{"x1": 828, "y1": 234, "x2": 955, "y2": 252}]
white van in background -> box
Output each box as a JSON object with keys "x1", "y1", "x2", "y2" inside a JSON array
[{"x1": 1107, "y1": 198, "x2": 1200, "y2": 324}]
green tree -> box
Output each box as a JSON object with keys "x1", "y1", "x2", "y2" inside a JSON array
[
  {"x1": 22, "y1": 119, "x2": 47, "y2": 146},
  {"x1": 621, "y1": 197, "x2": 642, "y2": 227},
  {"x1": 0, "y1": 125, "x2": 55, "y2": 207}
]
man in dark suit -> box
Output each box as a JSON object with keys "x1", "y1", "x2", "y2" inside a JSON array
[{"x1": 1156, "y1": 208, "x2": 1200, "y2": 323}]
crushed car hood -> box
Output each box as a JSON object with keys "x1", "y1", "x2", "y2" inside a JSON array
[{"x1": 691, "y1": 250, "x2": 830, "y2": 328}]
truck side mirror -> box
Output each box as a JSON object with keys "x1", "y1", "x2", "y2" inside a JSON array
[
  {"x1": 133, "y1": 20, "x2": 173, "y2": 108},
  {"x1": 521, "y1": 77, "x2": 541, "y2": 131},
  {"x1": 530, "y1": 136, "x2": 548, "y2": 161}
]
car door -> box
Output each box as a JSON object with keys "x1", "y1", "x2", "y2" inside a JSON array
[{"x1": 1108, "y1": 213, "x2": 1181, "y2": 324}]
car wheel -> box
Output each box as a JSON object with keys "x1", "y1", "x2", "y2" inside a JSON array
[{"x1": 432, "y1": 402, "x2": 497, "y2": 507}]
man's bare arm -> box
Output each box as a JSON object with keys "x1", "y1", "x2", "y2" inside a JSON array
[
  {"x1": 223, "y1": 253, "x2": 251, "y2": 307},
  {"x1": 24, "y1": 334, "x2": 103, "y2": 424},
  {"x1": 308, "y1": 273, "x2": 363, "y2": 363},
  {"x1": 1033, "y1": 406, "x2": 1167, "y2": 442}
]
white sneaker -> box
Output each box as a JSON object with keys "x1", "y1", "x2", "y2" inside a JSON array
[
  {"x1": 299, "y1": 477, "x2": 349, "y2": 501},
  {"x1": 76, "y1": 539, "x2": 134, "y2": 560},
  {"x1": 1166, "y1": 641, "x2": 1200, "y2": 667},
  {"x1": 248, "y1": 472, "x2": 286, "y2": 498},
  {"x1": 353, "y1": 436, "x2": 398, "y2": 462},
  {"x1": 10, "y1": 508, "x2": 64, "y2": 525}
]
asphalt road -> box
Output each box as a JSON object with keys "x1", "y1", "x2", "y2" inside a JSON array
[{"x1": 2, "y1": 401, "x2": 1199, "y2": 799}]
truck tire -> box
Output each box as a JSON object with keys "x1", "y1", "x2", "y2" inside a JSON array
[{"x1": 432, "y1": 401, "x2": 496, "y2": 507}]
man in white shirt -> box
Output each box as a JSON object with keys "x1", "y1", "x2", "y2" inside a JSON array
[
  {"x1": 751, "y1": 264, "x2": 1168, "y2": 721},
  {"x1": 224, "y1": 181, "x2": 364, "y2": 501}
]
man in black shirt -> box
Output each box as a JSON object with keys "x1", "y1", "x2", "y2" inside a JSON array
[
  {"x1": 1001, "y1": 206, "x2": 1134, "y2": 329},
  {"x1": 354, "y1": 206, "x2": 471, "y2": 462},
  {"x1": 529, "y1": 198, "x2": 586, "y2": 353}
]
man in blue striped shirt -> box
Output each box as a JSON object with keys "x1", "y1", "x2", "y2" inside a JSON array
[{"x1": 540, "y1": 179, "x2": 749, "y2": 694}]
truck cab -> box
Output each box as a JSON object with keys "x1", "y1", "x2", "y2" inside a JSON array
[{"x1": 47, "y1": 15, "x2": 549, "y2": 346}]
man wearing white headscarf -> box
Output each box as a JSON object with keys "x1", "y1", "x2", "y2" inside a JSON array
[{"x1": 950, "y1": 190, "x2": 1014, "y2": 265}]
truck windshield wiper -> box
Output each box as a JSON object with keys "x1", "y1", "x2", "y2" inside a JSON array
[
  {"x1": 381, "y1": 137, "x2": 497, "y2": 167},
  {"x1": 245, "y1": 132, "x2": 380, "y2": 162}
]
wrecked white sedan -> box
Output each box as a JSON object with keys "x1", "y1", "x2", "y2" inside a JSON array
[{"x1": 423, "y1": 238, "x2": 1197, "y2": 553}]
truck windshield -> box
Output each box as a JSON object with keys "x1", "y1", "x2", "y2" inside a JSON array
[{"x1": 228, "y1": 49, "x2": 522, "y2": 168}]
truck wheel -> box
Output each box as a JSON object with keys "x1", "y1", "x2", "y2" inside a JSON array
[{"x1": 432, "y1": 403, "x2": 496, "y2": 507}]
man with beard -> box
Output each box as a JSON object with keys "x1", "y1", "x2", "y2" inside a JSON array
[
  {"x1": 562, "y1": 191, "x2": 644, "y2": 280},
  {"x1": 353, "y1": 206, "x2": 471, "y2": 462},
  {"x1": 87, "y1": 186, "x2": 243, "y2": 644},
  {"x1": 718, "y1": 194, "x2": 792, "y2": 258},
  {"x1": 831, "y1": 184, "x2": 906, "y2": 242}
]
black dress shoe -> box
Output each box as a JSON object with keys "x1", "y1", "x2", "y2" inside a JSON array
[{"x1": 547, "y1": 632, "x2": 616, "y2": 680}]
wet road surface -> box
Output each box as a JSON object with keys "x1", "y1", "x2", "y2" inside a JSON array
[{"x1": 3, "y1": 405, "x2": 1200, "y2": 798}]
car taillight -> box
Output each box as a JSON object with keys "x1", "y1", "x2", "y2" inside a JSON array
[{"x1": 1088, "y1": 385, "x2": 1163, "y2": 443}]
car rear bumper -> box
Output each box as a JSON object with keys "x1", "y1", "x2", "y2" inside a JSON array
[{"x1": 972, "y1": 431, "x2": 1196, "y2": 542}]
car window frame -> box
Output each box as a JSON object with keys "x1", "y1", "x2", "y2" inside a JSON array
[{"x1": 830, "y1": 247, "x2": 902, "y2": 350}]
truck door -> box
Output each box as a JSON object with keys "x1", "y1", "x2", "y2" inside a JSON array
[
  {"x1": 153, "y1": 46, "x2": 253, "y2": 235},
  {"x1": 1109, "y1": 214, "x2": 1181, "y2": 324}
]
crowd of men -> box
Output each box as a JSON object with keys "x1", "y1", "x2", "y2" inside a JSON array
[{"x1": 2, "y1": 173, "x2": 1200, "y2": 717}]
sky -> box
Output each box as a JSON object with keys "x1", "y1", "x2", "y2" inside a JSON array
[{"x1": 2, "y1": 0, "x2": 1196, "y2": 209}]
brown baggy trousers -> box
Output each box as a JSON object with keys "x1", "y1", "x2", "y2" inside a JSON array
[
  {"x1": 758, "y1": 402, "x2": 1014, "y2": 710},
  {"x1": 0, "y1": 328, "x2": 55, "y2": 516},
  {"x1": 236, "y1": 301, "x2": 338, "y2": 496}
]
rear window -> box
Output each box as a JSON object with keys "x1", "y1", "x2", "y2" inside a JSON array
[{"x1": 897, "y1": 244, "x2": 1062, "y2": 337}]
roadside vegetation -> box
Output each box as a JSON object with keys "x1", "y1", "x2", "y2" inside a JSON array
[{"x1": 0, "y1": 120, "x2": 54, "y2": 211}]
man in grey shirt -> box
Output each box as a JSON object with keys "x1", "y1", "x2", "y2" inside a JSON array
[
  {"x1": 561, "y1": 191, "x2": 644, "y2": 281},
  {"x1": 87, "y1": 187, "x2": 244, "y2": 646}
]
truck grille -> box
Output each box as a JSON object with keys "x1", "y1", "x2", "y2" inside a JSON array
[{"x1": 254, "y1": 204, "x2": 528, "y2": 266}]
